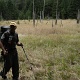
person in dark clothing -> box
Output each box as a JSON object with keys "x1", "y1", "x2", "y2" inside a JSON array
[{"x1": 0, "y1": 22, "x2": 23, "y2": 80}]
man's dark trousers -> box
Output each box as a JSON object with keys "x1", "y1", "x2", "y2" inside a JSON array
[{"x1": 1, "y1": 49, "x2": 19, "y2": 80}]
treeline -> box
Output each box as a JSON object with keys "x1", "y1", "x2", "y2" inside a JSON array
[{"x1": 0, "y1": 0, "x2": 80, "y2": 20}]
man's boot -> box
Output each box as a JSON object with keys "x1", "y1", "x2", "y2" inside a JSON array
[{"x1": 0, "y1": 71, "x2": 7, "y2": 79}]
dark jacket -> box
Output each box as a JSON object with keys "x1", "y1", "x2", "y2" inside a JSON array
[{"x1": 1, "y1": 30, "x2": 19, "y2": 51}]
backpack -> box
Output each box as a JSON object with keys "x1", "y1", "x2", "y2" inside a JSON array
[
  {"x1": 0, "y1": 26, "x2": 10, "y2": 61},
  {"x1": 0, "y1": 26, "x2": 10, "y2": 38}
]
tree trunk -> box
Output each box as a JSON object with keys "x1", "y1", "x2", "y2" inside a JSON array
[
  {"x1": 52, "y1": 19, "x2": 54, "y2": 27},
  {"x1": 42, "y1": 0, "x2": 45, "y2": 19},
  {"x1": 33, "y1": 0, "x2": 35, "y2": 27},
  {"x1": 0, "y1": 13, "x2": 3, "y2": 21},
  {"x1": 61, "y1": 19, "x2": 63, "y2": 27},
  {"x1": 77, "y1": 9, "x2": 80, "y2": 24},
  {"x1": 55, "y1": 0, "x2": 58, "y2": 25},
  {"x1": 40, "y1": 11, "x2": 41, "y2": 22}
]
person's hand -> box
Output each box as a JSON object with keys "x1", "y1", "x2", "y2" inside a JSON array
[
  {"x1": 19, "y1": 43, "x2": 23, "y2": 47},
  {"x1": 2, "y1": 49, "x2": 8, "y2": 55},
  {"x1": 17, "y1": 42, "x2": 23, "y2": 47}
]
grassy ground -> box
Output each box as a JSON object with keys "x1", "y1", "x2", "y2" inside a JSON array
[{"x1": 0, "y1": 19, "x2": 80, "y2": 80}]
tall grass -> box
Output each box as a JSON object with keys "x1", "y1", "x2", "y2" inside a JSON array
[{"x1": 18, "y1": 33, "x2": 80, "y2": 80}]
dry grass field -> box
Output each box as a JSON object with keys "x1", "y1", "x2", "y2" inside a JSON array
[
  {"x1": 0, "y1": 19, "x2": 80, "y2": 35},
  {"x1": 0, "y1": 19, "x2": 80, "y2": 80}
]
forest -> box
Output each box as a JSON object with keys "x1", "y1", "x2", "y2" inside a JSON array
[{"x1": 0, "y1": 0, "x2": 80, "y2": 20}]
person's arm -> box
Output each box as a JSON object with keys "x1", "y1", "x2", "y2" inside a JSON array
[
  {"x1": 0, "y1": 41, "x2": 6, "y2": 54},
  {"x1": 0, "y1": 32, "x2": 7, "y2": 55},
  {"x1": 16, "y1": 33, "x2": 23, "y2": 46}
]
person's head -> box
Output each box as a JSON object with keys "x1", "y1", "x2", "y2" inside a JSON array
[{"x1": 10, "y1": 22, "x2": 17, "y2": 33}]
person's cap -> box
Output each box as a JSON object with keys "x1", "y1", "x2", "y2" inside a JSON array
[{"x1": 10, "y1": 22, "x2": 17, "y2": 28}]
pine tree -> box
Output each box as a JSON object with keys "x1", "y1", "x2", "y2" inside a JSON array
[{"x1": 68, "y1": 0, "x2": 80, "y2": 19}]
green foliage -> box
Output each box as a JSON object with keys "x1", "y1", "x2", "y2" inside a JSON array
[
  {"x1": 68, "y1": 0, "x2": 80, "y2": 18},
  {"x1": 0, "y1": 0, "x2": 80, "y2": 19},
  {"x1": 25, "y1": 10, "x2": 32, "y2": 19}
]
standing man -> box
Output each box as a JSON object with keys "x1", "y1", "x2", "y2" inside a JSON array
[{"x1": 0, "y1": 22, "x2": 23, "y2": 80}]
